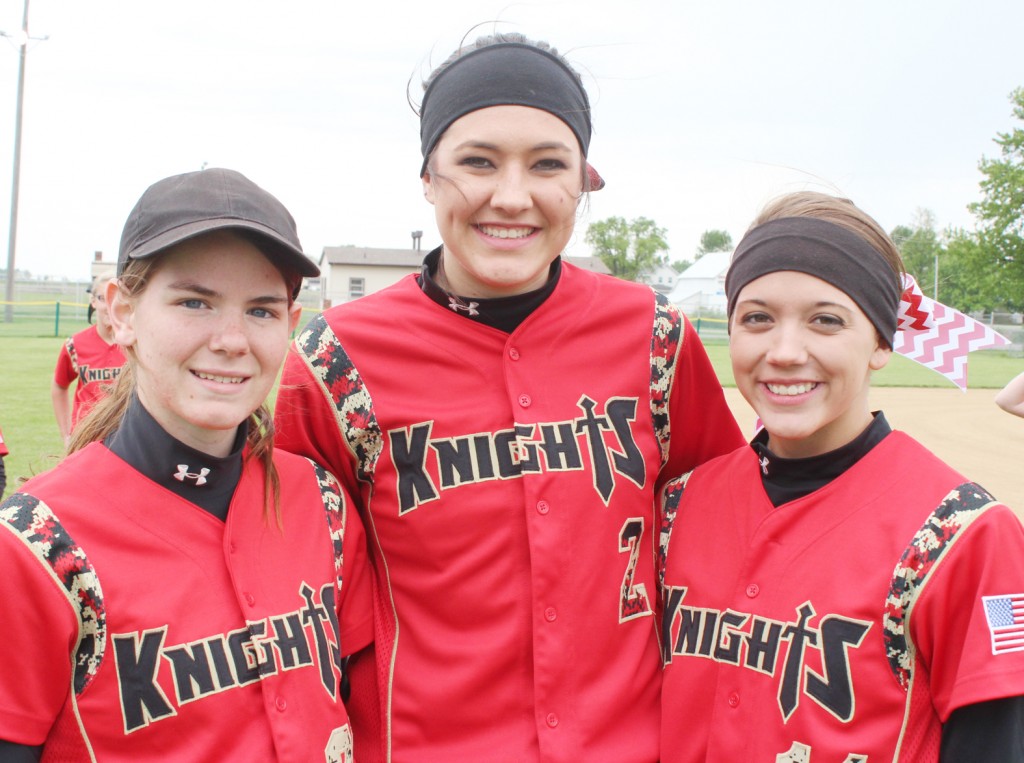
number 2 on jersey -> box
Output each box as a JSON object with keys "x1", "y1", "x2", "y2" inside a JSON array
[{"x1": 619, "y1": 517, "x2": 652, "y2": 622}]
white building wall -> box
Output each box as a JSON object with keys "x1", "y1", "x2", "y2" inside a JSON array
[{"x1": 324, "y1": 263, "x2": 420, "y2": 306}]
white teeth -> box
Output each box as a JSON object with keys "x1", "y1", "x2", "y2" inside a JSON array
[
  {"x1": 196, "y1": 371, "x2": 244, "y2": 384},
  {"x1": 479, "y1": 225, "x2": 534, "y2": 239},
  {"x1": 766, "y1": 382, "x2": 816, "y2": 396}
]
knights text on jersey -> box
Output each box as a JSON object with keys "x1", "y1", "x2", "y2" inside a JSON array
[
  {"x1": 53, "y1": 325, "x2": 127, "y2": 426},
  {"x1": 658, "y1": 431, "x2": 1024, "y2": 762},
  {"x1": 274, "y1": 262, "x2": 743, "y2": 762},
  {"x1": 0, "y1": 443, "x2": 373, "y2": 761}
]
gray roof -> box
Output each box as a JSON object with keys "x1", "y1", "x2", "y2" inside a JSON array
[
  {"x1": 321, "y1": 245, "x2": 611, "y2": 275},
  {"x1": 564, "y1": 255, "x2": 612, "y2": 275},
  {"x1": 321, "y1": 246, "x2": 425, "y2": 268}
]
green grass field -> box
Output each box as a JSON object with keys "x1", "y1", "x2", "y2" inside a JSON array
[{"x1": 0, "y1": 334, "x2": 1020, "y2": 501}]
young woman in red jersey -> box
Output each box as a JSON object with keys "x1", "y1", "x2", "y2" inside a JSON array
[
  {"x1": 273, "y1": 31, "x2": 743, "y2": 763},
  {"x1": 0, "y1": 169, "x2": 372, "y2": 762},
  {"x1": 50, "y1": 273, "x2": 126, "y2": 445},
  {"x1": 659, "y1": 191, "x2": 1024, "y2": 762}
]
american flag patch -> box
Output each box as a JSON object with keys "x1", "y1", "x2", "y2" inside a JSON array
[{"x1": 983, "y1": 594, "x2": 1024, "y2": 655}]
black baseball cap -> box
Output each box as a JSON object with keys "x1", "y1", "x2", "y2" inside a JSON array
[{"x1": 117, "y1": 168, "x2": 319, "y2": 282}]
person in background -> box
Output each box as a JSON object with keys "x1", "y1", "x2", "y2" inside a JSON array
[
  {"x1": 50, "y1": 273, "x2": 126, "y2": 445},
  {"x1": 658, "y1": 191, "x2": 1024, "y2": 762},
  {"x1": 0, "y1": 168, "x2": 373, "y2": 761},
  {"x1": 996, "y1": 370, "x2": 1024, "y2": 418},
  {"x1": 274, "y1": 31, "x2": 743, "y2": 762}
]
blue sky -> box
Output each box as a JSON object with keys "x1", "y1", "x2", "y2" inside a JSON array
[{"x1": 0, "y1": 0, "x2": 1021, "y2": 279}]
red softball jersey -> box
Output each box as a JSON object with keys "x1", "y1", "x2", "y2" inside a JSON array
[
  {"x1": 659, "y1": 431, "x2": 1024, "y2": 762},
  {"x1": 0, "y1": 443, "x2": 373, "y2": 761},
  {"x1": 53, "y1": 325, "x2": 126, "y2": 428}
]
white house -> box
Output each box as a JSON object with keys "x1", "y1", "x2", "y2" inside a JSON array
[
  {"x1": 319, "y1": 245, "x2": 424, "y2": 306},
  {"x1": 667, "y1": 250, "x2": 732, "y2": 314},
  {"x1": 644, "y1": 264, "x2": 681, "y2": 294},
  {"x1": 319, "y1": 243, "x2": 611, "y2": 307}
]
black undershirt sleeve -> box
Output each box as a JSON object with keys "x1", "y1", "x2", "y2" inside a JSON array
[
  {"x1": 941, "y1": 696, "x2": 1024, "y2": 762},
  {"x1": 0, "y1": 740, "x2": 42, "y2": 763}
]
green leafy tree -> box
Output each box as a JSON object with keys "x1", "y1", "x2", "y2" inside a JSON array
[
  {"x1": 938, "y1": 229, "x2": 999, "y2": 312},
  {"x1": 968, "y1": 87, "x2": 1024, "y2": 311},
  {"x1": 891, "y1": 210, "x2": 941, "y2": 298},
  {"x1": 696, "y1": 229, "x2": 733, "y2": 257},
  {"x1": 585, "y1": 216, "x2": 669, "y2": 281}
]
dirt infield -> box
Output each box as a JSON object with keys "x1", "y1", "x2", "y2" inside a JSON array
[{"x1": 722, "y1": 387, "x2": 1024, "y2": 518}]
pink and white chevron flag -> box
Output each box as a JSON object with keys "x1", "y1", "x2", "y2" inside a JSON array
[{"x1": 892, "y1": 274, "x2": 1011, "y2": 390}]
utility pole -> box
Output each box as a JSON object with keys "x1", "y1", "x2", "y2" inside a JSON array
[{"x1": 2, "y1": 0, "x2": 46, "y2": 322}]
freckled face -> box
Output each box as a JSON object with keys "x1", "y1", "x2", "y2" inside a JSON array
[
  {"x1": 729, "y1": 270, "x2": 891, "y2": 458},
  {"x1": 108, "y1": 231, "x2": 302, "y2": 457},
  {"x1": 423, "y1": 105, "x2": 583, "y2": 299}
]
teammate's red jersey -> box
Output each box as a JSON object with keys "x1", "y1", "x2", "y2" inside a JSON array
[
  {"x1": 0, "y1": 443, "x2": 373, "y2": 761},
  {"x1": 275, "y1": 261, "x2": 743, "y2": 762},
  {"x1": 53, "y1": 325, "x2": 126, "y2": 428},
  {"x1": 659, "y1": 430, "x2": 1024, "y2": 762}
]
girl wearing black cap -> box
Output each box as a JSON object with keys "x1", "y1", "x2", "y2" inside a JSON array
[
  {"x1": 0, "y1": 169, "x2": 373, "y2": 761},
  {"x1": 274, "y1": 31, "x2": 743, "y2": 762},
  {"x1": 658, "y1": 191, "x2": 1024, "y2": 762}
]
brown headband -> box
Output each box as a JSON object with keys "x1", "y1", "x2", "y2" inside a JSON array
[{"x1": 725, "y1": 217, "x2": 901, "y2": 347}]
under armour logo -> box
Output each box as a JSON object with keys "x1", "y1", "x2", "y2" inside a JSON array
[
  {"x1": 759, "y1": 455, "x2": 770, "y2": 476},
  {"x1": 174, "y1": 464, "x2": 210, "y2": 485},
  {"x1": 446, "y1": 296, "x2": 480, "y2": 316}
]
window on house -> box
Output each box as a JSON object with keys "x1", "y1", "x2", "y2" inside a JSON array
[{"x1": 349, "y1": 277, "x2": 365, "y2": 299}]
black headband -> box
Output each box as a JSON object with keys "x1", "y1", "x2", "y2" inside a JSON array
[
  {"x1": 725, "y1": 217, "x2": 901, "y2": 347},
  {"x1": 419, "y1": 42, "x2": 592, "y2": 177}
]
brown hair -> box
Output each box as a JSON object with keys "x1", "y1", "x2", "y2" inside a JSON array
[
  {"x1": 69, "y1": 233, "x2": 296, "y2": 524},
  {"x1": 750, "y1": 191, "x2": 906, "y2": 279}
]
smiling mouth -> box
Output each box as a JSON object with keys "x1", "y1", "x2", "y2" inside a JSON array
[
  {"x1": 194, "y1": 371, "x2": 246, "y2": 384},
  {"x1": 766, "y1": 382, "x2": 817, "y2": 396},
  {"x1": 477, "y1": 224, "x2": 536, "y2": 239}
]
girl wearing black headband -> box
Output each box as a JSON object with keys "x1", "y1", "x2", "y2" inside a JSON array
[
  {"x1": 659, "y1": 191, "x2": 1024, "y2": 762},
  {"x1": 275, "y1": 31, "x2": 743, "y2": 761}
]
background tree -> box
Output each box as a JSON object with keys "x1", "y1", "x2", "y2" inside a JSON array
[
  {"x1": 937, "y1": 229, "x2": 997, "y2": 312},
  {"x1": 968, "y1": 87, "x2": 1024, "y2": 311},
  {"x1": 696, "y1": 229, "x2": 733, "y2": 257},
  {"x1": 585, "y1": 216, "x2": 669, "y2": 281},
  {"x1": 891, "y1": 209, "x2": 940, "y2": 298}
]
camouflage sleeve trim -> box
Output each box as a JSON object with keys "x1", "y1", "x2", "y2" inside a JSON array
[
  {"x1": 311, "y1": 460, "x2": 346, "y2": 591},
  {"x1": 657, "y1": 471, "x2": 693, "y2": 591},
  {"x1": 883, "y1": 482, "x2": 998, "y2": 689},
  {"x1": 650, "y1": 291, "x2": 683, "y2": 469},
  {"x1": 66, "y1": 337, "x2": 78, "y2": 374},
  {"x1": 0, "y1": 492, "x2": 105, "y2": 696},
  {"x1": 294, "y1": 314, "x2": 382, "y2": 483}
]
